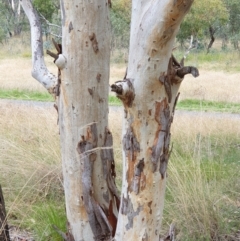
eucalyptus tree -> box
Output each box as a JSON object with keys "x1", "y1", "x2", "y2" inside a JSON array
[{"x1": 21, "y1": 0, "x2": 198, "y2": 240}]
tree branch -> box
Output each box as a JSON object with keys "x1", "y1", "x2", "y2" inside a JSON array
[
  {"x1": 176, "y1": 66, "x2": 199, "y2": 78},
  {"x1": 20, "y1": 0, "x2": 57, "y2": 94}
]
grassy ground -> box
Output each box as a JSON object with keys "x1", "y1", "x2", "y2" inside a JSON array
[
  {"x1": 0, "y1": 36, "x2": 240, "y2": 240},
  {"x1": 0, "y1": 103, "x2": 239, "y2": 240}
]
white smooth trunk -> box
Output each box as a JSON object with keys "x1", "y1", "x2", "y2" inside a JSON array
[
  {"x1": 22, "y1": 0, "x2": 118, "y2": 240},
  {"x1": 59, "y1": 1, "x2": 118, "y2": 240},
  {"x1": 114, "y1": 1, "x2": 194, "y2": 240}
]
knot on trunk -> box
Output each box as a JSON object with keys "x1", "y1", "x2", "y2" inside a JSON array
[{"x1": 111, "y1": 79, "x2": 135, "y2": 108}]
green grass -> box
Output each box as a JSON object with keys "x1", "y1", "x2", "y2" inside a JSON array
[
  {"x1": 27, "y1": 202, "x2": 66, "y2": 241},
  {"x1": 0, "y1": 89, "x2": 54, "y2": 102},
  {"x1": 174, "y1": 49, "x2": 240, "y2": 72},
  {"x1": 177, "y1": 99, "x2": 240, "y2": 113},
  {"x1": 162, "y1": 133, "x2": 240, "y2": 240},
  {"x1": 0, "y1": 89, "x2": 239, "y2": 113},
  {"x1": 0, "y1": 89, "x2": 122, "y2": 105}
]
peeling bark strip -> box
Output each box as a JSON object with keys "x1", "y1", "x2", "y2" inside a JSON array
[
  {"x1": 0, "y1": 185, "x2": 10, "y2": 241},
  {"x1": 89, "y1": 33, "x2": 99, "y2": 53},
  {"x1": 101, "y1": 128, "x2": 119, "y2": 199},
  {"x1": 77, "y1": 124, "x2": 112, "y2": 240},
  {"x1": 151, "y1": 99, "x2": 171, "y2": 177},
  {"x1": 111, "y1": 78, "x2": 135, "y2": 109},
  {"x1": 121, "y1": 195, "x2": 142, "y2": 230},
  {"x1": 101, "y1": 128, "x2": 120, "y2": 236},
  {"x1": 123, "y1": 127, "x2": 141, "y2": 192},
  {"x1": 132, "y1": 158, "x2": 145, "y2": 194}
]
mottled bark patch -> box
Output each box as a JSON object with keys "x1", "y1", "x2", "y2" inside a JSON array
[
  {"x1": 68, "y1": 21, "x2": 73, "y2": 33},
  {"x1": 89, "y1": 33, "x2": 99, "y2": 53},
  {"x1": 147, "y1": 201, "x2": 152, "y2": 215},
  {"x1": 121, "y1": 195, "x2": 143, "y2": 230},
  {"x1": 123, "y1": 127, "x2": 140, "y2": 161},
  {"x1": 96, "y1": 73, "x2": 101, "y2": 82},
  {"x1": 132, "y1": 158, "x2": 145, "y2": 194},
  {"x1": 123, "y1": 127, "x2": 140, "y2": 190}
]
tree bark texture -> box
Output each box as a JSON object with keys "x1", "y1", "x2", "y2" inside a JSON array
[
  {"x1": 59, "y1": 1, "x2": 119, "y2": 240},
  {"x1": 112, "y1": 1, "x2": 196, "y2": 240},
  {"x1": 0, "y1": 185, "x2": 10, "y2": 241}
]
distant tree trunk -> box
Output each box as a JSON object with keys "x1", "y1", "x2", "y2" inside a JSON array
[
  {"x1": 59, "y1": 1, "x2": 119, "y2": 240},
  {"x1": 0, "y1": 185, "x2": 10, "y2": 241},
  {"x1": 207, "y1": 25, "x2": 216, "y2": 53}
]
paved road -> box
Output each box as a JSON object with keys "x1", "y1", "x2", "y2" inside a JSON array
[{"x1": 1, "y1": 99, "x2": 240, "y2": 120}]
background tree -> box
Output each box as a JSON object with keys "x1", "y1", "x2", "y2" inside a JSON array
[
  {"x1": 21, "y1": 0, "x2": 197, "y2": 240},
  {"x1": 110, "y1": 0, "x2": 131, "y2": 52},
  {"x1": 32, "y1": 0, "x2": 60, "y2": 40},
  {"x1": 221, "y1": 0, "x2": 240, "y2": 50},
  {"x1": 177, "y1": 0, "x2": 228, "y2": 51},
  {"x1": 0, "y1": 0, "x2": 27, "y2": 37}
]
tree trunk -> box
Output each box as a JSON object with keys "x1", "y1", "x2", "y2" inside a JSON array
[
  {"x1": 207, "y1": 25, "x2": 215, "y2": 53},
  {"x1": 59, "y1": 1, "x2": 119, "y2": 240},
  {"x1": 111, "y1": 1, "x2": 196, "y2": 240},
  {"x1": 21, "y1": 0, "x2": 118, "y2": 240},
  {"x1": 0, "y1": 185, "x2": 10, "y2": 241}
]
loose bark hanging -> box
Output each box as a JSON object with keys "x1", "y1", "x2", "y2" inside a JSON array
[{"x1": 0, "y1": 185, "x2": 10, "y2": 241}]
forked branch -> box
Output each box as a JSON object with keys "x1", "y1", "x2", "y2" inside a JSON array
[{"x1": 20, "y1": 0, "x2": 57, "y2": 94}]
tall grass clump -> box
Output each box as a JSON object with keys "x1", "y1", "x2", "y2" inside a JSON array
[
  {"x1": 162, "y1": 114, "x2": 240, "y2": 240},
  {"x1": 1, "y1": 102, "x2": 239, "y2": 240},
  {"x1": 0, "y1": 103, "x2": 64, "y2": 239}
]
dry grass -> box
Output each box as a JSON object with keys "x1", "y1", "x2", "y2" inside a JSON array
[
  {"x1": 164, "y1": 113, "x2": 240, "y2": 240},
  {"x1": 180, "y1": 71, "x2": 240, "y2": 103},
  {"x1": 0, "y1": 57, "x2": 57, "y2": 91},
  {"x1": 0, "y1": 103, "x2": 61, "y2": 225},
  {"x1": 0, "y1": 99, "x2": 239, "y2": 239}
]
